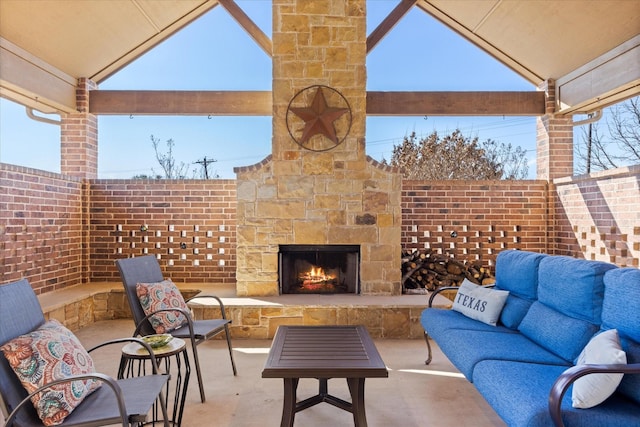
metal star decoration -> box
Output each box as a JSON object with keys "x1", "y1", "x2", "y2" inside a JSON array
[{"x1": 289, "y1": 87, "x2": 350, "y2": 146}]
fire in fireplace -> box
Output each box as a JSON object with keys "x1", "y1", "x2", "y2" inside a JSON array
[{"x1": 279, "y1": 245, "x2": 360, "y2": 294}]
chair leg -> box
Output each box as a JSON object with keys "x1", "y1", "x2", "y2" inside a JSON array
[
  {"x1": 423, "y1": 331, "x2": 433, "y2": 365},
  {"x1": 189, "y1": 338, "x2": 207, "y2": 403},
  {"x1": 224, "y1": 323, "x2": 237, "y2": 376}
]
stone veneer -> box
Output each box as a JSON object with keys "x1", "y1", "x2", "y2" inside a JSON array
[
  {"x1": 235, "y1": 0, "x2": 402, "y2": 296},
  {"x1": 37, "y1": 283, "x2": 427, "y2": 340}
]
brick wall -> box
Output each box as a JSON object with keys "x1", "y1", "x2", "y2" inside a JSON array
[
  {"x1": 87, "y1": 179, "x2": 238, "y2": 283},
  {"x1": 401, "y1": 180, "x2": 550, "y2": 270},
  {"x1": 0, "y1": 164, "x2": 83, "y2": 293},
  {"x1": 3, "y1": 164, "x2": 638, "y2": 295},
  {"x1": 552, "y1": 165, "x2": 640, "y2": 266}
]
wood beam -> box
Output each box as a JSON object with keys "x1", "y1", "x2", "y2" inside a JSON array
[
  {"x1": 218, "y1": 0, "x2": 272, "y2": 57},
  {"x1": 367, "y1": 0, "x2": 418, "y2": 53},
  {"x1": 89, "y1": 90, "x2": 272, "y2": 115},
  {"x1": 366, "y1": 91, "x2": 546, "y2": 116},
  {"x1": 89, "y1": 90, "x2": 546, "y2": 116}
]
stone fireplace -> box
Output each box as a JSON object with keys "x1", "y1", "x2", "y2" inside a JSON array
[{"x1": 234, "y1": 0, "x2": 401, "y2": 296}]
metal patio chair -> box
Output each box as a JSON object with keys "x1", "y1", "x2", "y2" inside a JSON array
[
  {"x1": 0, "y1": 278, "x2": 169, "y2": 427},
  {"x1": 115, "y1": 255, "x2": 237, "y2": 403}
]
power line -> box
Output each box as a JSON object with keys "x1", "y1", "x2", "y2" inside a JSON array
[{"x1": 194, "y1": 156, "x2": 217, "y2": 179}]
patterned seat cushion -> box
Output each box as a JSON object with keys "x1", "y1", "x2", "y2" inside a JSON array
[{"x1": 0, "y1": 319, "x2": 101, "y2": 426}]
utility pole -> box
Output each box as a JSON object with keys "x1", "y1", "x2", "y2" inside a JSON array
[{"x1": 195, "y1": 156, "x2": 216, "y2": 179}]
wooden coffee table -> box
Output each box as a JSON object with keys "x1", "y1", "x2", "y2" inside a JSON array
[{"x1": 262, "y1": 325, "x2": 388, "y2": 427}]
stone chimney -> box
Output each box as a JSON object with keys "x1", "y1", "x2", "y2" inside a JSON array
[{"x1": 235, "y1": 0, "x2": 401, "y2": 296}]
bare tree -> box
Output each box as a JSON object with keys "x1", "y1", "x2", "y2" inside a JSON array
[
  {"x1": 575, "y1": 97, "x2": 640, "y2": 174},
  {"x1": 150, "y1": 135, "x2": 190, "y2": 179},
  {"x1": 385, "y1": 129, "x2": 528, "y2": 180}
]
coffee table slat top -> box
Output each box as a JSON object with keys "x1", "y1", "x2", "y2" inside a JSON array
[{"x1": 262, "y1": 326, "x2": 388, "y2": 378}]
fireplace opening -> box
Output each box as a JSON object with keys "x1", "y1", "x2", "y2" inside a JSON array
[{"x1": 279, "y1": 245, "x2": 360, "y2": 294}]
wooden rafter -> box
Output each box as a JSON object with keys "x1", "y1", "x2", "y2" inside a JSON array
[
  {"x1": 218, "y1": 0, "x2": 272, "y2": 57},
  {"x1": 367, "y1": 0, "x2": 418, "y2": 53}
]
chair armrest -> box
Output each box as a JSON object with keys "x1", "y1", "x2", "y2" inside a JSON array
[
  {"x1": 87, "y1": 337, "x2": 163, "y2": 375},
  {"x1": 4, "y1": 373, "x2": 128, "y2": 427},
  {"x1": 427, "y1": 283, "x2": 494, "y2": 307},
  {"x1": 185, "y1": 294, "x2": 228, "y2": 320},
  {"x1": 548, "y1": 363, "x2": 640, "y2": 427},
  {"x1": 428, "y1": 286, "x2": 458, "y2": 307}
]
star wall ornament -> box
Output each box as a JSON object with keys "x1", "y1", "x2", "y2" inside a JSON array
[{"x1": 286, "y1": 85, "x2": 353, "y2": 151}]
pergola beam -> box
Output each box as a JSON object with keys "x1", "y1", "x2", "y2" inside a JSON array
[
  {"x1": 89, "y1": 90, "x2": 272, "y2": 115},
  {"x1": 366, "y1": 91, "x2": 545, "y2": 116},
  {"x1": 89, "y1": 89, "x2": 545, "y2": 116}
]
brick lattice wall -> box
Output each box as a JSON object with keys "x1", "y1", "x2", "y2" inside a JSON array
[
  {"x1": 552, "y1": 165, "x2": 640, "y2": 267},
  {"x1": 87, "y1": 179, "x2": 238, "y2": 283},
  {"x1": 3, "y1": 164, "x2": 638, "y2": 294},
  {"x1": 0, "y1": 164, "x2": 84, "y2": 293},
  {"x1": 401, "y1": 180, "x2": 550, "y2": 270}
]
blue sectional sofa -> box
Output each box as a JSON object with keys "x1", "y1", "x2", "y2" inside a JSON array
[{"x1": 420, "y1": 250, "x2": 640, "y2": 427}]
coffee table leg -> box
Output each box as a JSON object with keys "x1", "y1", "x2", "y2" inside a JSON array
[
  {"x1": 281, "y1": 378, "x2": 299, "y2": 427},
  {"x1": 347, "y1": 378, "x2": 367, "y2": 427}
]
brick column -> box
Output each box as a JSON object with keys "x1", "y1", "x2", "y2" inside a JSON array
[
  {"x1": 61, "y1": 78, "x2": 98, "y2": 179},
  {"x1": 536, "y1": 79, "x2": 574, "y2": 180}
]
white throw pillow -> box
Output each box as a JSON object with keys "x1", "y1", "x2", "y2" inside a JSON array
[
  {"x1": 572, "y1": 329, "x2": 627, "y2": 408},
  {"x1": 451, "y1": 279, "x2": 509, "y2": 326}
]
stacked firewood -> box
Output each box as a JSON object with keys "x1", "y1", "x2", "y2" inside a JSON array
[{"x1": 402, "y1": 249, "x2": 495, "y2": 292}]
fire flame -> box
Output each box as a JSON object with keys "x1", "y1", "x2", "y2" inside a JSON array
[{"x1": 300, "y1": 266, "x2": 335, "y2": 283}]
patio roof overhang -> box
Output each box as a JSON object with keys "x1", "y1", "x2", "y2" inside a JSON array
[{"x1": 1, "y1": 0, "x2": 638, "y2": 116}]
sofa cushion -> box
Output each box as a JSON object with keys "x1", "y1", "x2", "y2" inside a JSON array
[
  {"x1": 0, "y1": 320, "x2": 101, "y2": 426},
  {"x1": 421, "y1": 308, "x2": 518, "y2": 338},
  {"x1": 572, "y1": 329, "x2": 626, "y2": 408},
  {"x1": 434, "y1": 328, "x2": 568, "y2": 380},
  {"x1": 498, "y1": 294, "x2": 534, "y2": 329},
  {"x1": 451, "y1": 279, "x2": 509, "y2": 326},
  {"x1": 494, "y1": 250, "x2": 546, "y2": 329},
  {"x1": 473, "y1": 360, "x2": 640, "y2": 427},
  {"x1": 601, "y1": 267, "x2": 640, "y2": 405},
  {"x1": 136, "y1": 279, "x2": 189, "y2": 334},
  {"x1": 537, "y1": 256, "x2": 616, "y2": 324},
  {"x1": 494, "y1": 250, "x2": 546, "y2": 299},
  {"x1": 518, "y1": 301, "x2": 599, "y2": 362}
]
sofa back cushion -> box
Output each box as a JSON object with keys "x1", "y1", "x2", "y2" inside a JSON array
[
  {"x1": 601, "y1": 268, "x2": 640, "y2": 405},
  {"x1": 495, "y1": 250, "x2": 546, "y2": 299},
  {"x1": 537, "y1": 255, "x2": 616, "y2": 324},
  {"x1": 518, "y1": 256, "x2": 616, "y2": 362},
  {"x1": 518, "y1": 302, "x2": 599, "y2": 362},
  {"x1": 494, "y1": 250, "x2": 547, "y2": 329}
]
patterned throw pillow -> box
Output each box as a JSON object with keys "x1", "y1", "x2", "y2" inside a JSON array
[
  {"x1": 136, "y1": 279, "x2": 189, "y2": 333},
  {"x1": 0, "y1": 319, "x2": 101, "y2": 426}
]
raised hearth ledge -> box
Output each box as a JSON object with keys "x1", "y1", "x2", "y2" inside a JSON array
[{"x1": 35, "y1": 282, "x2": 450, "y2": 339}]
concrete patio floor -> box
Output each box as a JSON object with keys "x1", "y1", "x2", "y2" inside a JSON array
[{"x1": 74, "y1": 319, "x2": 505, "y2": 427}]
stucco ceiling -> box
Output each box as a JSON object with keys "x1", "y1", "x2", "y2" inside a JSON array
[{"x1": 1, "y1": 0, "x2": 638, "y2": 114}]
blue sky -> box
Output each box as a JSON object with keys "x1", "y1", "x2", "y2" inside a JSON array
[{"x1": 0, "y1": 0, "x2": 540, "y2": 179}]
